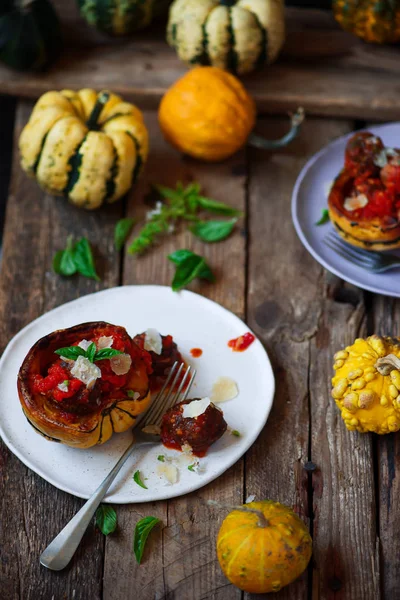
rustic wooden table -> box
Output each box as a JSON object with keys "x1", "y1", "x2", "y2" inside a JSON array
[{"x1": 1, "y1": 5, "x2": 400, "y2": 600}]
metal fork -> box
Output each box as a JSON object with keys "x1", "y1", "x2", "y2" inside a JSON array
[
  {"x1": 323, "y1": 231, "x2": 400, "y2": 273},
  {"x1": 40, "y1": 361, "x2": 195, "y2": 571}
]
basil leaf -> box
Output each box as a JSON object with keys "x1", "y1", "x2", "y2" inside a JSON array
[
  {"x1": 231, "y1": 430, "x2": 241, "y2": 437},
  {"x1": 168, "y1": 249, "x2": 197, "y2": 266},
  {"x1": 168, "y1": 251, "x2": 215, "y2": 291},
  {"x1": 53, "y1": 249, "x2": 77, "y2": 277},
  {"x1": 94, "y1": 348, "x2": 123, "y2": 361},
  {"x1": 86, "y1": 342, "x2": 97, "y2": 363},
  {"x1": 190, "y1": 219, "x2": 237, "y2": 243},
  {"x1": 72, "y1": 238, "x2": 100, "y2": 281},
  {"x1": 133, "y1": 470, "x2": 148, "y2": 489},
  {"x1": 133, "y1": 516, "x2": 160, "y2": 564},
  {"x1": 54, "y1": 346, "x2": 86, "y2": 360},
  {"x1": 115, "y1": 218, "x2": 135, "y2": 251},
  {"x1": 188, "y1": 464, "x2": 196, "y2": 471},
  {"x1": 157, "y1": 455, "x2": 165, "y2": 462},
  {"x1": 170, "y1": 257, "x2": 208, "y2": 291},
  {"x1": 196, "y1": 196, "x2": 242, "y2": 217},
  {"x1": 95, "y1": 505, "x2": 117, "y2": 536},
  {"x1": 315, "y1": 209, "x2": 330, "y2": 226}
]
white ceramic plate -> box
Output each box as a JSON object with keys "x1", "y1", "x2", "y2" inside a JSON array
[
  {"x1": 292, "y1": 123, "x2": 400, "y2": 298},
  {"x1": 0, "y1": 286, "x2": 274, "y2": 503}
]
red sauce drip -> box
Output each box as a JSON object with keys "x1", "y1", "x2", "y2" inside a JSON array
[
  {"x1": 190, "y1": 348, "x2": 203, "y2": 358},
  {"x1": 228, "y1": 332, "x2": 256, "y2": 352}
]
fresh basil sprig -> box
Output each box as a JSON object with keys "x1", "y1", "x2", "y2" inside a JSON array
[
  {"x1": 96, "y1": 505, "x2": 117, "y2": 536},
  {"x1": 315, "y1": 209, "x2": 330, "y2": 226},
  {"x1": 133, "y1": 470, "x2": 148, "y2": 489},
  {"x1": 168, "y1": 249, "x2": 215, "y2": 292},
  {"x1": 55, "y1": 344, "x2": 122, "y2": 363},
  {"x1": 128, "y1": 182, "x2": 241, "y2": 255},
  {"x1": 115, "y1": 218, "x2": 135, "y2": 251},
  {"x1": 53, "y1": 236, "x2": 100, "y2": 280},
  {"x1": 133, "y1": 516, "x2": 160, "y2": 564},
  {"x1": 190, "y1": 219, "x2": 237, "y2": 243}
]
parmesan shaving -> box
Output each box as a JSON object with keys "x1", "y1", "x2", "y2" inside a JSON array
[
  {"x1": 157, "y1": 463, "x2": 179, "y2": 485},
  {"x1": 210, "y1": 377, "x2": 239, "y2": 404},
  {"x1": 144, "y1": 328, "x2": 162, "y2": 355},
  {"x1": 97, "y1": 336, "x2": 113, "y2": 349},
  {"x1": 71, "y1": 356, "x2": 101, "y2": 389},
  {"x1": 344, "y1": 194, "x2": 368, "y2": 212},
  {"x1": 110, "y1": 353, "x2": 132, "y2": 375},
  {"x1": 57, "y1": 381, "x2": 69, "y2": 392},
  {"x1": 182, "y1": 397, "x2": 211, "y2": 419},
  {"x1": 78, "y1": 339, "x2": 91, "y2": 351},
  {"x1": 142, "y1": 424, "x2": 161, "y2": 435}
]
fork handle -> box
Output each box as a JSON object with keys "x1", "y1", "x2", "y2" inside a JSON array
[{"x1": 40, "y1": 438, "x2": 139, "y2": 571}]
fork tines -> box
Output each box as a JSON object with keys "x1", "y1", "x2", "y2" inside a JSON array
[{"x1": 138, "y1": 362, "x2": 196, "y2": 429}]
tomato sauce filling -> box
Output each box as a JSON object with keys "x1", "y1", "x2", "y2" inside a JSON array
[
  {"x1": 228, "y1": 332, "x2": 255, "y2": 352},
  {"x1": 334, "y1": 132, "x2": 400, "y2": 223},
  {"x1": 30, "y1": 329, "x2": 145, "y2": 416},
  {"x1": 160, "y1": 400, "x2": 227, "y2": 457}
]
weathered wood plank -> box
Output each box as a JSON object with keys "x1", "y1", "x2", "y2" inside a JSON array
[
  {"x1": 245, "y1": 118, "x2": 332, "y2": 600},
  {"x1": 372, "y1": 295, "x2": 400, "y2": 600},
  {"x1": 0, "y1": 101, "x2": 123, "y2": 600},
  {"x1": 246, "y1": 118, "x2": 379, "y2": 600},
  {"x1": 310, "y1": 275, "x2": 379, "y2": 600},
  {"x1": 103, "y1": 112, "x2": 246, "y2": 600},
  {"x1": 2, "y1": 8, "x2": 400, "y2": 119}
]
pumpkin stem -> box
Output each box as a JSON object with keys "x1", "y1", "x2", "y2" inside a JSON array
[
  {"x1": 86, "y1": 91, "x2": 110, "y2": 130},
  {"x1": 248, "y1": 107, "x2": 305, "y2": 151},
  {"x1": 207, "y1": 500, "x2": 270, "y2": 528},
  {"x1": 375, "y1": 354, "x2": 400, "y2": 375}
]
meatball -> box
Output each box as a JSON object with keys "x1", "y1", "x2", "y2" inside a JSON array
[
  {"x1": 344, "y1": 132, "x2": 384, "y2": 178},
  {"x1": 133, "y1": 332, "x2": 184, "y2": 391},
  {"x1": 160, "y1": 398, "x2": 227, "y2": 456}
]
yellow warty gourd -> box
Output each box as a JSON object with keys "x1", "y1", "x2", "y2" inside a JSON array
[{"x1": 332, "y1": 335, "x2": 400, "y2": 434}]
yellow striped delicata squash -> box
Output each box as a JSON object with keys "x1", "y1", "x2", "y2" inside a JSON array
[
  {"x1": 167, "y1": 0, "x2": 285, "y2": 75},
  {"x1": 19, "y1": 89, "x2": 149, "y2": 210}
]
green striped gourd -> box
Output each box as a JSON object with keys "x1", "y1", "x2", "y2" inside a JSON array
[
  {"x1": 19, "y1": 89, "x2": 149, "y2": 209},
  {"x1": 76, "y1": 0, "x2": 172, "y2": 35},
  {"x1": 167, "y1": 0, "x2": 285, "y2": 75},
  {"x1": 0, "y1": 0, "x2": 62, "y2": 71}
]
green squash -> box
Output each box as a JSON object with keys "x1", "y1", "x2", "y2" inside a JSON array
[
  {"x1": 76, "y1": 0, "x2": 173, "y2": 35},
  {"x1": 167, "y1": 0, "x2": 285, "y2": 75},
  {"x1": 0, "y1": 0, "x2": 62, "y2": 71}
]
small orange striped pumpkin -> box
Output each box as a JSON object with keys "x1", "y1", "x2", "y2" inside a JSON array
[{"x1": 216, "y1": 501, "x2": 312, "y2": 593}]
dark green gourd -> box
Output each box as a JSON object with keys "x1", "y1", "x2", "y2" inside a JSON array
[
  {"x1": 76, "y1": 0, "x2": 173, "y2": 36},
  {"x1": 0, "y1": 0, "x2": 62, "y2": 71}
]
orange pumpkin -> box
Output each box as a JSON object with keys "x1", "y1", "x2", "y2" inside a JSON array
[
  {"x1": 158, "y1": 66, "x2": 304, "y2": 162},
  {"x1": 217, "y1": 501, "x2": 312, "y2": 594}
]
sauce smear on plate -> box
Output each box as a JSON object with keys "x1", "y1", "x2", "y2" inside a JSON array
[
  {"x1": 228, "y1": 332, "x2": 255, "y2": 352},
  {"x1": 190, "y1": 348, "x2": 203, "y2": 358}
]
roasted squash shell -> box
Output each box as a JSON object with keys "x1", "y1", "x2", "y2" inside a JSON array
[
  {"x1": 18, "y1": 322, "x2": 151, "y2": 449},
  {"x1": 328, "y1": 170, "x2": 400, "y2": 251}
]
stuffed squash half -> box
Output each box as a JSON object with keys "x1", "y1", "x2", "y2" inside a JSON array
[
  {"x1": 18, "y1": 322, "x2": 182, "y2": 449},
  {"x1": 328, "y1": 131, "x2": 400, "y2": 251}
]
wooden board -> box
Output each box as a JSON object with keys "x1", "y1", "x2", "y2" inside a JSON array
[{"x1": 3, "y1": 6, "x2": 400, "y2": 120}]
